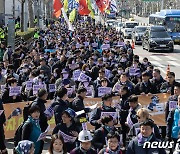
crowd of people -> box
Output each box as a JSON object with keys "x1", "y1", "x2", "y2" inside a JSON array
[{"x1": 0, "y1": 18, "x2": 180, "y2": 154}]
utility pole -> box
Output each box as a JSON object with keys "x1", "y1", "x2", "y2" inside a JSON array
[
  {"x1": 21, "y1": 0, "x2": 25, "y2": 32},
  {"x1": 24, "y1": 0, "x2": 28, "y2": 31}
]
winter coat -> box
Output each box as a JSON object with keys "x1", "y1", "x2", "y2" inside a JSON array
[
  {"x1": 126, "y1": 134, "x2": 166, "y2": 154},
  {"x1": 70, "y1": 147, "x2": 97, "y2": 154},
  {"x1": 31, "y1": 98, "x2": 48, "y2": 132},
  {"x1": 22, "y1": 116, "x2": 43, "y2": 154},
  {"x1": 51, "y1": 97, "x2": 70, "y2": 124},
  {"x1": 89, "y1": 104, "x2": 116, "y2": 130}
]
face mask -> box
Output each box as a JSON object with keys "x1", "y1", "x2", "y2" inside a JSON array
[
  {"x1": 143, "y1": 62, "x2": 148, "y2": 65},
  {"x1": 72, "y1": 60, "x2": 75, "y2": 64},
  {"x1": 92, "y1": 56, "x2": 97, "y2": 60},
  {"x1": 63, "y1": 73, "x2": 69, "y2": 79},
  {"x1": 121, "y1": 58, "x2": 127, "y2": 62},
  {"x1": 98, "y1": 63, "x2": 103, "y2": 66}
]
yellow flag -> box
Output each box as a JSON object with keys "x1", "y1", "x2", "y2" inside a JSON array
[
  {"x1": 87, "y1": 0, "x2": 94, "y2": 19},
  {"x1": 64, "y1": 0, "x2": 68, "y2": 12},
  {"x1": 69, "y1": 9, "x2": 76, "y2": 23}
]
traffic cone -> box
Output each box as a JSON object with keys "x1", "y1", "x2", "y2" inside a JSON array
[
  {"x1": 131, "y1": 40, "x2": 135, "y2": 49},
  {"x1": 166, "y1": 64, "x2": 170, "y2": 80}
]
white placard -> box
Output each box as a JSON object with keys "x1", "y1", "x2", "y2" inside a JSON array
[
  {"x1": 169, "y1": 101, "x2": 177, "y2": 111},
  {"x1": 44, "y1": 106, "x2": 54, "y2": 118},
  {"x1": 86, "y1": 86, "x2": 93, "y2": 97},
  {"x1": 37, "y1": 125, "x2": 50, "y2": 141},
  {"x1": 98, "y1": 87, "x2": 112, "y2": 97},
  {"x1": 26, "y1": 81, "x2": 33, "y2": 90},
  {"x1": 1, "y1": 85, "x2": 5, "y2": 93},
  {"x1": 33, "y1": 84, "x2": 46, "y2": 95},
  {"x1": 101, "y1": 112, "x2": 117, "y2": 119},
  {"x1": 73, "y1": 70, "x2": 81, "y2": 81},
  {"x1": 78, "y1": 72, "x2": 92, "y2": 82},
  {"x1": 9, "y1": 86, "x2": 21, "y2": 96},
  {"x1": 49, "y1": 84, "x2": 56, "y2": 93}
]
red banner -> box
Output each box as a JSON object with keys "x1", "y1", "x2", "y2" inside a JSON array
[
  {"x1": 79, "y1": 0, "x2": 91, "y2": 15},
  {"x1": 53, "y1": 0, "x2": 63, "y2": 18},
  {"x1": 95, "y1": 0, "x2": 109, "y2": 13}
]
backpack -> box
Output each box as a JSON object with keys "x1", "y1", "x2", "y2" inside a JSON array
[
  {"x1": 14, "y1": 121, "x2": 31, "y2": 146},
  {"x1": 23, "y1": 102, "x2": 33, "y2": 121}
]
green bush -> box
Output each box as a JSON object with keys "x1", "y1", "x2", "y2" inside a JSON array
[{"x1": 16, "y1": 28, "x2": 35, "y2": 40}]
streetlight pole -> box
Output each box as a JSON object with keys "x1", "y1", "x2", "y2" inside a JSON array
[
  {"x1": 161, "y1": 0, "x2": 164, "y2": 10},
  {"x1": 13, "y1": 0, "x2": 15, "y2": 18}
]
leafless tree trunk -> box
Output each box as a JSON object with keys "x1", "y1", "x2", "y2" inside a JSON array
[{"x1": 28, "y1": 0, "x2": 34, "y2": 28}]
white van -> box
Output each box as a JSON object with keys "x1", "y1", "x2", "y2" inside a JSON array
[{"x1": 121, "y1": 21, "x2": 139, "y2": 38}]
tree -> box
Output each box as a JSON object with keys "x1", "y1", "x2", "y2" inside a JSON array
[{"x1": 28, "y1": 0, "x2": 34, "y2": 28}]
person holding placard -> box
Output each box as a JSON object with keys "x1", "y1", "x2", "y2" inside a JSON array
[
  {"x1": 126, "y1": 95, "x2": 142, "y2": 130},
  {"x1": 98, "y1": 131, "x2": 123, "y2": 154},
  {"x1": 166, "y1": 95, "x2": 180, "y2": 151},
  {"x1": 89, "y1": 94, "x2": 116, "y2": 130},
  {"x1": 31, "y1": 88, "x2": 49, "y2": 132},
  {"x1": 22, "y1": 105, "x2": 44, "y2": 154},
  {"x1": 165, "y1": 83, "x2": 180, "y2": 122},
  {"x1": 70, "y1": 130, "x2": 97, "y2": 154},
  {"x1": 2, "y1": 78, "x2": 22, "y2": 104},
  {"x1": 47, "y1": 134, "x2": 68, "y2": 154},
  {"x1": 92, "y1": 115, "x2": 117, "y2": 151},
  {"x1": 52, "y1": 108, "x2": 80, "y2": 153}
]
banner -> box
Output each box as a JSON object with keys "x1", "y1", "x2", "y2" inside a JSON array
[
  {"x1": 53, "y1": 0, "x2": 63, "y2": 18},
  {"x1": 58, "y1": 130, "x2": 77, "y2": 143},
  {"x1": 69, "y1": 9, "x2": 76, "y2": 23},
  {"x1": 3, "y1": 93, "x2": 170, "y2": 139},
  {"x1": 79, "y1": 0, "x2": 91, "y2": 15}
]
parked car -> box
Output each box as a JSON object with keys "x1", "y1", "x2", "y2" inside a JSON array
[
  {"x1": 131, "y1": 26, "x2": 148, "y2": 44},
  {"x1": 142, "y1": 26, "x2": 174, "y2": 52}
]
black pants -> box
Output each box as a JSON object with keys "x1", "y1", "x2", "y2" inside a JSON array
[
  {"x1": 0, "y1": 125, "x2": 6, "y2": 151},
  {"x1": 121, "y1": 123, "x2": 130, "y2": 147}
]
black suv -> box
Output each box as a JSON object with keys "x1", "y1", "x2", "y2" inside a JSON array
[{"x1": 142, "y1": 26, "x2": 174, "y2": 52}]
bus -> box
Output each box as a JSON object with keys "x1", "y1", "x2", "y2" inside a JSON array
[{"x1": 149, "y1": 9, "x2": 180, "y2": 44}]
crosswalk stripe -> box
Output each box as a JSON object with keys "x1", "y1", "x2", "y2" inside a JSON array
[
  {"x1": 150, "y1": 56, "x2": 162, "y2": 61},
  {"x1": 150, "y1": 61, "x2": 165, "y2": 68},
  {"x1": 167, "y1": 61, "x2": 180, "y2": 67},
  {"x1": 157, "y1": 67, "x2": 166, "y2": 74},
  {"x1": 165, "y1": 56, "x2": 178, "y2": 61},
  {"x1": 139, "y1": 56, "x2": 143, "y2": 62}
]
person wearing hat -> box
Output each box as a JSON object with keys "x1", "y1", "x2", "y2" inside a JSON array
[
  {"x1": 70, "y1": 130, "x2": 97, "y2": 154},
  {"x1": 52, "y1": 108, "x2": 80, "y2": 152},
  {"x1": 31, "y1": 88, "x2": 49, "y2": 132},
  {"x1": 14, "y1": 140, "x2": 35, "y2": 154},
  {"x1": 134, "y1": 71, "x2": 157, "y2": 95}
]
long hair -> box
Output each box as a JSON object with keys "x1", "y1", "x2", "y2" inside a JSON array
[{"x1": 49, "y1": 134, "x2": 67, "y2": 154}]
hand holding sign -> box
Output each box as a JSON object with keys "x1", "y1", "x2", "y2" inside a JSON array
[{"x1": 37, "y1": 125, "x2": 50, "y2": 141}]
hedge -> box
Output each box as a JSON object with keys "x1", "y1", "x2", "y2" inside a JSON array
[{"x1": 16, "y1": 28, "x2": 35, "y2": 41}]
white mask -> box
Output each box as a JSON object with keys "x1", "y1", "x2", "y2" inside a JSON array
[{"x1": 63, "y1": 73, "x2": 69, "y2": 79}]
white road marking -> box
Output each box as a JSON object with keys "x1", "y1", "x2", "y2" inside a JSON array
[
  {"x1": 150, "y1": 61, "x2": 165, "y2": 68},
  {"x1": 150, "y1": 56, "x2": 162, "y2": 61},
  {"x1": 165, "y1": 56, "x2": 178, "y2": 61},
  {"x1": 167, "y1": 61, "x2": 180, "y2": 67}
]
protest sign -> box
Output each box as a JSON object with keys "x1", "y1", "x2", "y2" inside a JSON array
[
  {"x1": 58, "y1": 130, "x2": 77, "y2": 143},
  {"x1": 33, "y1": 84, "x2": 46, "y2": 95},
  {"x1": 37, "y1": 125, "x2": 50, "y2": 141},
  {"x1": 101, "y1": 112, "x2": 117, "y2": 119},
  {"x1": 84, "y1": 41, "x2": 89, "y2": 47},
  {"x1": 67, "y1": 87, "x2": 74, "y2": 97},
  {"x1": 78, "y1": 72, "x2": 92, "y2": 82},
  {"x1": 92, "y1": 42, "x2": 98, "y2": 48},
  {"x1": 98, "y1": 87, "x2": 112, "y2": 97},
  {"x1": 169, "y1": 101, "x2": 177, "y2": 111},
  {"x1": 49, "y1": 84, "x2": 56, "y2": 93},
  {"x1": 129, "y1": 67, "x2": 136, "y2": 76},
  {"x1": 73, "y1": 70, "x2": 81, "y2": 81},
  {"x1": 113, "y1": 83, "x2": 121, "y2": 92},
  {"x1": 44, "y1": 106, "x2": 54, "y2": 118},
  {"x1": 86, "y1": 86, "x2": 93, "y2": 97},
  {"x1": 26, "y1": 81, "x2": 33, "y2": 90},
  {"x1": 9, "y1": 86, "x2": 21, "y2": 96},
  {"x1": 1, "y1": 85, "x2": 5, "y2": 93},
  {"x1": 101, "y1": 44, "x2": 110, "y2": 50},
  {"x1": 69, "y1": 64, "x2": 79, "y2": 70}
]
